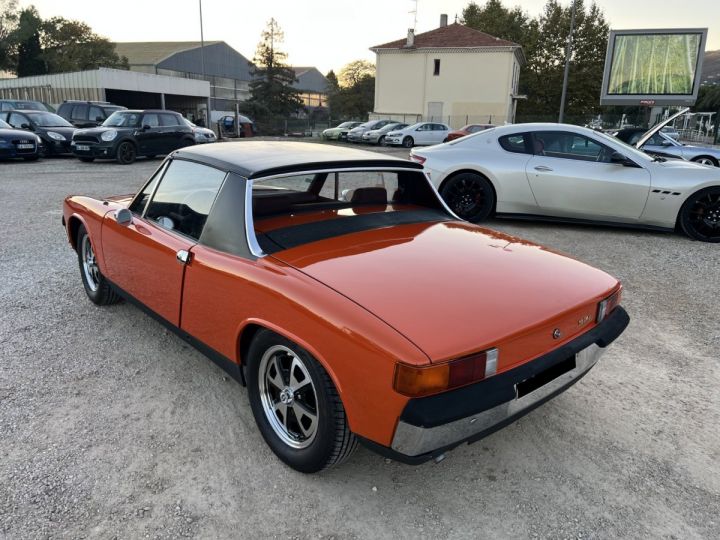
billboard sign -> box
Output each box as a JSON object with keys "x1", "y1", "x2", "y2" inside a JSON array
[{"x1": 600, "y1": 28, "x2": 707, "y2": 106}]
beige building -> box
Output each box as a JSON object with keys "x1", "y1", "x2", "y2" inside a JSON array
[{"x1": 369, "y1": 18, "x2": 525, "y2": 127}]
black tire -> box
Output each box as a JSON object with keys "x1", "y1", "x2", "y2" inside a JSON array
[
  {"x1": 76, "y1": 225, "x2": 121, "y2": 305},
  {"x1": 79, "y1": 157, "x2": 95, "y2": 162},
  {"x1": 247, "y1": 329, "x2": 357, "y2": 473},
  {"x1": 678, "y1": 186, "x2": 720, "y2": 242},
  {"x1": 178, "y1": 138, "x2": 194, "y2": 148},
  {"x1": 440, "y1": 172, "x2": 496, "y2": 222},
  {"x1": 146, "y1": 154, "x2": 156, "y2": 159},
  {"x1": 443, "y1": 137, "x2": 449, "y2": 143},
  {"x1": 402, "y1": 136, "x2": 414, "y2": 148},
  {"x1": 690, "y1": 156, "x2": 718, "y2": 167},
  {"x1": 377, "y1": 135, "x2": 386, "y2": 146},
  {"x1": 116, "y1": 141, "x2": 136, "y2": 165}
]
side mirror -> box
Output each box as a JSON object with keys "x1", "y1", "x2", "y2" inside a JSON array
[
  {"x1": 115, "y1": 208, "x2": 132, "y2": 225},
  {"x1": 142, "y1": 124, "x2": 151, "y2": 131},
  {"x1": 661, "y1": 140, "x2": 672, "y2": 147},
  {"x1": 96, "y1": 116, "x2": 104, "y2": 122},
  {"x1": 20, "y1": 123, "x2": 31, "y2": 130}
]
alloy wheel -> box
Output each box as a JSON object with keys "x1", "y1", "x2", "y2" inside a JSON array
[
  {"x1": 81, "y1": 235, "x2": 100, "y2": 292},
  {"x1": 687, "y1": 190, "x2": 720, "y2": 240},
  {"x1": 258, "y1": 345, "x2": 319, "y2": 449}
]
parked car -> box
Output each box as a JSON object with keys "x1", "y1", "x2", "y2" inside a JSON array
[
  {"x1": 614, "y1": 128, "x2": 720, "y2": 167},
  {"x1": 71, "y1": 109, "x2": 195, "y2": 164},
  {"x1": 446, "y1": 124, "x2": 495, "y2": 142},
  {"x1": 2, "y1": 110, "x2": 76, "y2": 156},
  {"x1": 346, "y1": 120, "x2": 394, "y2": 143},
  {"x1": 385, "y1": 122, "x2": 450, "y2": 148},
  {"x1": 321, "y1": 121, "x2": 362, "y2": 141},
  {"x1": 218, "y1": 115, "x2": 256, "y2": 138},
  {"x1": 0, "y1": 99, "x2": 55, "y2": 113},
  {"x1": 0, "y1": 118, "x2": 42, "y2": 161},
  {"x1": 410, "y1": 122, "x2": 720, "y2": 242},
  {"x1": 62, "y1": 141, "x2": 628, "y2": 472},
  {"x1": 183, "y1": 118, "x2": 217, "y2": 143},
  {"x1": 661, "y1": 126, "x2": 680, "y2": 140},
  {"x1": 361, "y1": 122, "x2": 408, "y2": 145},
  {"x1": 57, "y1": 100, "x2": 127, "y2": 128}
]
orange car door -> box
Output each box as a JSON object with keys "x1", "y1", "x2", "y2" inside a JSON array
[{"x1": 101, "y1": 159, "x2": 227, "y2": 326}]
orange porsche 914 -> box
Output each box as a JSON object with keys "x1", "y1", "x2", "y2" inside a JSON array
[{"x1": 62, "y1": 141, "x2": 629, "y2": 473}]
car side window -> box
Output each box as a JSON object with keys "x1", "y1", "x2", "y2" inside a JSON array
[
  {"x1": 533, "y1": 132, "x2": 608, "y2": 162},
  {"x1": 160, "y1": 113, "x2": 181, "y2": 127},
  {"x1": 143, "y1": 114, "x2": 160, "y2": 128},
  {"x1": 498, "y1": 133, "x2": 531, "y2": 154},
  {"x1": 145, "y1": 160, "x2": 227, "y2": 240}
]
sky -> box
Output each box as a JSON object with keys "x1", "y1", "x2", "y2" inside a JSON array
[{"x1": 18, "y1": 0, "x2": 720, "y2": 74}]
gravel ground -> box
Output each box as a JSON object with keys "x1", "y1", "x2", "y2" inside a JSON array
[{"x1": 1, "y1": 143, "x2": 718, "y2": 539}]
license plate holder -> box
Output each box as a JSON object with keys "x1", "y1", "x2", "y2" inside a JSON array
[
  {"x1": 17, "y1": 144, "x2": 34, "y2": 149},
  {"x1": 76, "y1": 145, "x2": 90, "y2": 151}
]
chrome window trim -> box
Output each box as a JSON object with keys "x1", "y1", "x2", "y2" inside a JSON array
[
  {"x1": 245, "y1": 177, "x2": 266, "y2": 258},
  {"x1": 251, "y1": 166, "x2": 424, "y2": 182}
]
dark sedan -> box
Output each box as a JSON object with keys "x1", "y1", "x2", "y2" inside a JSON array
[
  {"x1": 0, "y1": 118, "x2": 42, "y2": 161},
  {"x1": 2, "y1": 110, "x2": 76, "y2": 156}
]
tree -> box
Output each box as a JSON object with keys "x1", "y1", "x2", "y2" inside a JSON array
[
  {"x1": 462, "y1": 0, "x2": 609, "y2": 121},
  {"x1": 40, "y1": 17, "x2": 128, "y2": 73},
  {"x1": 14, "y1": 7, "x2": 44, "y2": 76},
  {"x1": 0, "y1": 0, "x2": 19, "y2": 72},
  {"x1": 247, "y1": 18, "x2": 302, "y2": 118},
  {"x1": 337, "y1": 60, "x2": 374, "y2": 88}
]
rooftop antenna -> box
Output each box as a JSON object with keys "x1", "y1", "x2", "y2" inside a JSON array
[{"x1": 409, "y1": 0, "x2": 418, "y2": 32}]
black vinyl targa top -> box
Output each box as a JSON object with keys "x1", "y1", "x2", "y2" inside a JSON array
[{"x1": 256, "y1": 208, "x2": 450, "y2": 254}]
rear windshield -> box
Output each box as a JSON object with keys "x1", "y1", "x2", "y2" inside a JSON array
[{"x1": 252, "y1": 169, "x2": 448, "y2": 253}]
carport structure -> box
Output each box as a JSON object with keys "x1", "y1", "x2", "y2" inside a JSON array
[{"x1": 0, "y1": 68, "x2": 210, "y2": 118}]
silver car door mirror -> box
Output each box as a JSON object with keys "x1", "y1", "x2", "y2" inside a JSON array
[{"x1": 115, "y1": 208, "x2": 132, "y2": 225}]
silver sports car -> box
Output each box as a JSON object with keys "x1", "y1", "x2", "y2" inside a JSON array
[{"x1": 411, "y1": 121, "x2": 720, "y2": 242}]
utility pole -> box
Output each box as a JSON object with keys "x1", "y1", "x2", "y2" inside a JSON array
[
  {"x1": 558, "y1": 0, "x2": 577, "y2": 123},
  {"x1": 199, "y1": 0, "x2": 210, "y2": 127}
]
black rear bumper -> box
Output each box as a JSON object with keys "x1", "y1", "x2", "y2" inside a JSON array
[{"x1": 360, "y1": 306, "x2": 630, "y2": 464}]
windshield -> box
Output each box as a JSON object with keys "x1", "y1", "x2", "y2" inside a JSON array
[
  {"x1": 15, "y1": 101, "x2": 46, "y2": 111},
  {"x1": 594, "y1": 130, "x2": 654, "y2": 162},
  {"x1": 337, "y1": 122, "x2": 355, "y2": 128},
  {"x1": 26, "y1": 112, "x2": 72, "y2": 127},
  {"x1": 103, "y1": 111, "x2": 142, "y2": 127},
  {"x1": 0, "y1": 119, "x2": 10, "y2": 129}
]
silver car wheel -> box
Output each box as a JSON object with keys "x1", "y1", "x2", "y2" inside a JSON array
[
  {"x1": 695, "y1": 157, "x2": 715, "y2": 166},
  {"x1": 258, "y1": 345, "x2": 319, "y2": 449},
  {"x1": 81, "y1": 234, "x2": 100, "y2": 292}
]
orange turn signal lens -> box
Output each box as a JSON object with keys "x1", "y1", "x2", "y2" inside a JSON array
[{"x1": 394, "y1": 349, "x2": 499, "y2": 397}]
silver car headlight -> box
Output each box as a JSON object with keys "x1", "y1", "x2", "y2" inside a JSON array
[
  {"x1": 47, "y1": 131, "x2": 66, "y2": 141},
  {"x1": 100, "y1": 130, "x2": 117, "y2": 142}
]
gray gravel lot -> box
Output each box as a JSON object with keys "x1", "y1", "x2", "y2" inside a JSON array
[{"x1": 1, "y1": 143, "x2": 719, "y2": 539}]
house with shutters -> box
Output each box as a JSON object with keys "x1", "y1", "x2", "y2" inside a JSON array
[{"x1": 369, "y1": 16, "x2": 525, "y2": 127}]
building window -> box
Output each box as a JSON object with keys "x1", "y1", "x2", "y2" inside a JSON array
[{"x1": 433, "y1": 59, "x2": 440, "y2": 76}]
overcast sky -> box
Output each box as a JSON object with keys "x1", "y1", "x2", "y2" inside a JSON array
[{"x1": 19, "y1": 0, "x2": 720, "y2": 74}]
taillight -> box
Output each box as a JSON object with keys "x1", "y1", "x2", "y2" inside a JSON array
[
  {"x1": 394, "y1": 348, "x2": 498, "y2": 397},
  {"x1": 597, "y1": 287, "x2": 622, "y2": 322},
  {"x1": 410, "y1": 154, "x2": 426, "y2": 164}
]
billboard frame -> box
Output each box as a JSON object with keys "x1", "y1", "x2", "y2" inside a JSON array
[{"x1": 600, "y1": 28, "x2": 708, "y2": 106}]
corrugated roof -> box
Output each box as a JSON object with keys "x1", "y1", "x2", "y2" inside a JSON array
[
  {"x1": 371, "y1": 23, "x2": 518, "y2": 50},
  {"x1": 114, "y1": 41, "x2": 223, "y2": 65}
]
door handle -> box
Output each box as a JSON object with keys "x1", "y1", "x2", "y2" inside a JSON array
[
  {"x1": 176, "y1": 250, "x2": 191, "y2": 265},
  {"x1": 534, "y1": 165, "x2": 553, "y2": 172}
]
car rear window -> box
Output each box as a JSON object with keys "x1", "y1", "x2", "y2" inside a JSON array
[{"x1": 251, "y1": 169, "x2": 449, "y2": 253}]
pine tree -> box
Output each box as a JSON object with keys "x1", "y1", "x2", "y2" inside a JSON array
[{"x1": 247, "y1": 18, "x2": 302, "y2": 118}]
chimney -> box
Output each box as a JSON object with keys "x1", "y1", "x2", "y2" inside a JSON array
[
  {"x1": 440, "y1": 14, "x2": 448, "y2": 27},
  {"x1": 406, "y1": 29, "x2": 415, "y2": 47}
]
